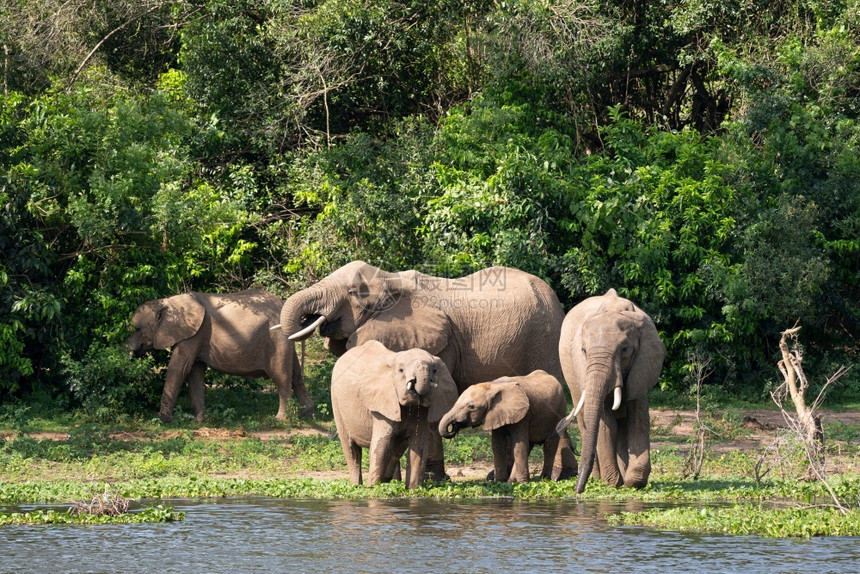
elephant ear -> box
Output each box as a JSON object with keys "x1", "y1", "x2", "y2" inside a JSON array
[
  {"x1": 350, "y1": 278, "x2": 451, "y2": 356},
  {"x1": 153, "y1": 293, "x2": 205, "y2": 349},
  {"x1": 625, "y1": 310, "x2": 666, "y2": 400},
  {"x1": 428, "y1": 358, "x2": 459, "y2": 424},
  {"x1": 357, "y1": 347, "x2": 402, "y2": 422},
  {"x1": 483, "y1": 382, "x2": 530, "y2": 431}
]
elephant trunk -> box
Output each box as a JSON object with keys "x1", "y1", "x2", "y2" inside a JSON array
[
  {"x1": 279, "y1": 285, "x2": 331, "y2": 340},
  {"x1": 408, "y1": 362, "x2": 436, "y2": 398},
  {"x1": 438, "y1": 411, "x2": 460, "y2": 439},
  {"x1": 575, "y1": 352, "x2": 621, "y2": 494}
]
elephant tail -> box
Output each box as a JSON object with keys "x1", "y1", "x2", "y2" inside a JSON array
[{"x1": 554, "y1": 409, "x2": 576, "y2": 436}]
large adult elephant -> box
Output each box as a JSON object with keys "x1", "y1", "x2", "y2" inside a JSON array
[
  {"x1": 127, "y1": 289, "x2": 313, "y2": 423},
  {"x1": 556, "y1": 288, "x2": 665, "y2": 493},
  {"x1": 276, "y1": 260, "x2": 565, "y2": 479}
]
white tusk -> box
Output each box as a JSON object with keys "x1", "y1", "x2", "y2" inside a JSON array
[
  {"x1": 612, "y1": 387, "x2": 622, "y2": 411},
  {"x1": 572, "y1": 391, "x2": 587, "y2": 418},
  {"x1": 407, "y1": 381, "x2": 414, "y2": 391},
  {"x1": 270, "y1": 324, "x2": 282, "y2": 331},
  {"x1": 431, "y1": 382, "x2": 437, "y2": 389},
  {"x1": 288, "y1": 315, "x2": 326, "y2": 341}
]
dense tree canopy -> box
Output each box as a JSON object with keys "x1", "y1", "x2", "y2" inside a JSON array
[{"x1": 1, "y1": 0, "x2": 857, "y2": 411}]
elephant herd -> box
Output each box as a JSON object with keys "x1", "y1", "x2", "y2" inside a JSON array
[{"x1": 128, "y1": 260, "x2": 665, "y2": 494}]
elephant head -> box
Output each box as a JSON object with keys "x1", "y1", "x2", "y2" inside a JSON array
[
  {"x1": 127, "y1": 294, "x2": 205, "y2": 355},
  {"x1": 557, "y1": 289, "x2": 665, "y2": 494},
  {"x1": 438, "y1": 381, "x2": 530, "y2": 438},
  {"x1": 276, "y1": 260, "x2": 449, "y2": 356},
  {"x1": 360, "y1": 343, "x2": 458, "y2": 424}
]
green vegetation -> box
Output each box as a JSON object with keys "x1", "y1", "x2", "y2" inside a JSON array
[
  {"x1": 608, "y1": 505, "x2": 860, "y2": 538},
  {"x1": 0, "y1": 0, "x2": 857, "y2": 410},
  {"x1": 0, "y1": 505, "x2": 183, "y2": 526}
]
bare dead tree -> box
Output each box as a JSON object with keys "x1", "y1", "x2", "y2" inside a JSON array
[
  {"x1": 772, "y1": 325, "x2": 852, "y2": 513},
  {"x1": 683, "y1": 349, "x2": 715, "y2": 479}
]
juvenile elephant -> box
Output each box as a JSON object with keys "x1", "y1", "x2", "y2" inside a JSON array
[
  {"x1": 127, "y1": 289, "x2": 313, "y2": 423},
  {"x1": 438, "y1": 370, "x2": 577, "y2": 483},
  {"x1": 331, "y1": 341, "x2": 458, "y2": 488},
  {"x1": 276, "y1": 260, "x2": 565, "y2": 479},
  {"x1": 556, "y1": 288, "x2": 665, "y2": 493}
]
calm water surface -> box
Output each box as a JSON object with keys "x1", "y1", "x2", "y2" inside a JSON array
[{"x1": 1, "y1": 498, "x2": 858, "y2": 573}]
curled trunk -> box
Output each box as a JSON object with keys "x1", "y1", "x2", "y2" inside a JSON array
[{"x1": 280, "y1": 286, "x2": 329, "y2": 338}]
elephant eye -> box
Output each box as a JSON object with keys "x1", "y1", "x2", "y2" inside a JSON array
[{"x1": 398, "y1": 367, "x2": 404, "y2": 373}]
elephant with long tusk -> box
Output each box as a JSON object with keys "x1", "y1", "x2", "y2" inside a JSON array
[
  {"x1": 557, "y1": 288, "x2": 665, "y2": 494},
  {"x1": 275, "y1": 260, "x2": 566, "y2": 481}
]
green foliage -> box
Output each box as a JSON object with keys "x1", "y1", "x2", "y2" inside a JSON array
[
  {"x1": 423, "y1": 95, "x2": 575, "y2": 279},
  {"x1": 0, "y1": 505, "x2": 183, "y2": 526},
  {"x1": 266, "y1": 115, "x2": 438, "y2": 283},
  {"x1": 609, "y1": 504, "x2": 860, "y2": 538},
  {"x1": 60, "y1": 343, "x2": 162, "y2": 417},
  {"x1": 1, "y1": 0, "x2": 858, "y2": 405}
]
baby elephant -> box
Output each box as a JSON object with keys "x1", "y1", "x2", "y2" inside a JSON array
[
  {"x1": 331, "y1": 340, "x2": 458, "y2": 489},
  {"x1": 439, "y1": 370, "x2": 577, "y2": 483}
]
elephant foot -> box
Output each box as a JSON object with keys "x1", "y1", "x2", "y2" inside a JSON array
[
  {"x1": 194, "y1": 413, "x2": 206, "y2": 423},
  {"x1": 623, "y1": 476, "x2": 649, "y2": 489},
  {"x1": 424, "y1": 460, "x2": 450, "y2": 482},
  {"x1": 300, "y1": 405, "x2": 315, "y2": 419},
  {"x1": 157, "y1": 411, "x2": 174, "y2": 423},
  {"x1": 551, "y1": 464, "x2": 578, "y2": 481}
]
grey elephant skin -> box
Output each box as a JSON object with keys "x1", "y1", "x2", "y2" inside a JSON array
[
  {"x1": 278, "y1": 260, "x2": 565, "y2": 479},
  {"x1": 557, "y1": 288, "x2": 665, "y2": 493},
  {"x1": 331, "y1": 341, "x2": 458, "y2": 488},
  {"x1": 438, "y1": 370, "x2": 577, "y2": 483},
  {"x1": 127, "y1": 289, "x2": 313, "y2": 422}
]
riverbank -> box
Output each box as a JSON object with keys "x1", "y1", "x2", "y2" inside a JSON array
[{"x1": 2, "y1": 405, "x2": 858, "y2": 536}]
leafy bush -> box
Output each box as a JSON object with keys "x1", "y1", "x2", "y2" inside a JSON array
[{"x1": 62, "y1": 343, "x2": 161, "y2": 417}]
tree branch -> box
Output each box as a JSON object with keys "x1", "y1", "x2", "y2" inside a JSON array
[{"x1": 64, "y1": 2, "x2": 167, "y2": 91}]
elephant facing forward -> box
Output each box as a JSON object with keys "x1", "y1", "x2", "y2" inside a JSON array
[
  {"x1": 438, "y1": 370, "x2": 577, "y2": 483},
  {"x1": 127, "y1": 289, "x2": 313, "y2": 422},
  {"x1": 276, "y1": 260, "x2": 565, "y2": 479},
  {"x1": 556, "y1": 288, "x2": 665, "y2": 493},
  {"x1": 331, "y1": 341, "x2": 458, "y2": 488}
]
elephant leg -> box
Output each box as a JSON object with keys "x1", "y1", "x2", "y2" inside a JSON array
[
  {"x1": 552, "y1": 432, "x2": 578, "y2": 481},
  {"x1": 367, "y1": 418, "x2": 395, "y2": 486},
  {"x1": 384, "y1": 436, "x2": 408, "y2": 483},
  {"x1": 187, "y1": 362, "x2": 207, "y2": 422},
  {"x1": 405, "y1": 421, "x2": 428, "y2": 489},
  {"x1": 622, "y1": 398, "x2": 651, "y2": 488},
  {"x1": 158, "y1": 348, "x2": 195, "y2": 422},
  {"x1": 424, "y1": 428, "x2": 449, "y2": 482},
  {"x1": 509, "y1": 425, "x2": 530, "y2": 483},
  {"x1": 334, "y1": 412, "x2": 362, "y2": 485},
  {"x1": 490, "y1": 430, "x2": 512, "y2": 483},
  {"x1": 541, "y1": 434, "x2": 560, "y2": 480},
  {"x1": 290, "y1": 349, "x2": 315, "y2": 419},
  {"x1": 597, "y1": 408, "x2": 623, "y2": 487}
]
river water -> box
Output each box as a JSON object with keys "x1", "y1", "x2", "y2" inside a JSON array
[{"x1": 1, "y1": 498, "x2": 858, "y2": 573}]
